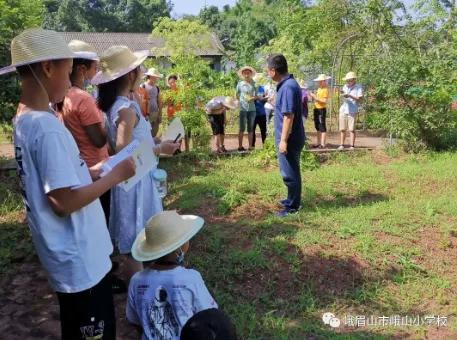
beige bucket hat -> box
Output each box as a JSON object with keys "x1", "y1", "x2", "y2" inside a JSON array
[
  {"x1": 222, "y1": 96, "x2": 239, "y2": 110},
  {"x1": 237, "y1": 65, "x2": 257, "y2": 78},
  {"x1": 91, "y1": 45, "x2": 149, "y2": 85},
  {"x1": 68, "y1": 40, "x2": 99, "y2": 61},
  {"x1": 144, "y1": 67, "x2": 163, "y2": 78},
  {"x1": 344, "y1": 71, "x2": 357, "y2": 81},
  {"x1": 132, "y1": 211, "x2": 205, "y2": 262},
  {"x1": 313, "y1": 74, "x2": 331, "y2": 82},
  {"x1": 0, "y1": 28, "x2": 75, "y2": 76},
  {"x1": 298, "y1": 79, "x2": 308, "y2": 89}
]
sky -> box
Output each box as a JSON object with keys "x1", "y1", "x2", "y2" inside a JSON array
[
  {"x1": 172, "y1": 0, "x2": 417, "y2": 18},
  {"x1": 172, "y1": 0, "x2": 238, "y2": 17}
]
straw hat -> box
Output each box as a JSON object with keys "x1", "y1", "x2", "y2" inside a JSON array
[
  {"x1": 68, "y1": 40, "x2": 99, "y2": 61},
  {"x1": 298, "y1": 79, "x2": 307, "y2": 89},
  {"x1": 91, "y1": 45, "x2": 148, "y2": 85},
  {"x1": 222, "y1": 96, "x2": 239, "y2": 110},
  {"x1": 344, "y1": 71, "x2": 357, "y2": 81},
  {"x1": 131, "y1": 211, "x2": 204, "y2": 262},
  {"x1": 253, "y1": 73, "x2": 266, "y2": 84},
  {"x1": 313, "y1": 74, "x2": 331, "y2": 82},
  {"x1": 145, "y1": 67, "x2": 163, "y2": 78},
  {"x1": 0, "y1": 28, "x2": 75, "y2": 75},
  {"x1": 237, "y1": 66, "x2": 256, "y2": 78}
]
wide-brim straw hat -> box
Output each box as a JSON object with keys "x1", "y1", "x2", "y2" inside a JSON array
[
  {"x1": 144, "y1": 67, "x2": 163, "y2": 78},
  {"x1": 222, "y1": 96, "x2": 239, "y2": 110},
  {"x1": 237, "y1": 66, "x2": 257, "y2": 78},
  {"x1": 91, "y1": 45, "x2": 148, "y2": 85},
  {"x1": 0, "y1": 28, "x2": 75, "y2": 76},
  {"x1": 344, "y1": 71, "x2": 357, "y2": 81},
  {"x1": 253, "y1": 73, "x2": 265, "y2": 84},
  {"x1": 68, "y1": 40, "x2": 99, "y2": 61},
  {"x1": 313, "y1": 74, "x2": 331, "y2": 82},
  {"x1": 298, "y1": 79, "x2": 307, "y2": 89},
  {"x1": 132, "y1": 211, "x2": 204, "y2": 262}
]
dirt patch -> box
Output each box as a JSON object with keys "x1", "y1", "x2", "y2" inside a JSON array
[{"x1": 0, "y1": 257, "x2": 140, "y2": 340}]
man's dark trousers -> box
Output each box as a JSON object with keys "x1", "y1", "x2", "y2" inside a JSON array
[{"x1": 278, "y1": 146, "x2": 303, "y2": 210}]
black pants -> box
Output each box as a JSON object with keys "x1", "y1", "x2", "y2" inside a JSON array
[
  {"x1": 99, "y1": 190, "x2": 111, "y2": 227},
  {"x1": 56, "y1": 275, "x2": 116, "y2": 340},
  {"x1": 252, "y1": 115, "x2": 267, "y2": 147}
]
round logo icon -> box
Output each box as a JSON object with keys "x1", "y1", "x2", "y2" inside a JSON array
[{"x1": 322, "y1": 312, "x2": 335, "y2": 325}]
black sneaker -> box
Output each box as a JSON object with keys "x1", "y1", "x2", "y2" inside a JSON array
[
  {"x1": 238, "y1": 146, "x2": 246, "y2": 152},
  {"x1": 275, "y1": 208, "x2": 299, "y2": 218}
]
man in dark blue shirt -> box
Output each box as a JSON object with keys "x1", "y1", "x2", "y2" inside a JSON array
[{"x1": 267, "y1": 54, "x2": 306, "y2": 217}]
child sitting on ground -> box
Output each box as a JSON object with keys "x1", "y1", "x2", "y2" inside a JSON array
[{"x1": 127, "y1": 210, "x2": 218, "y2": 340}]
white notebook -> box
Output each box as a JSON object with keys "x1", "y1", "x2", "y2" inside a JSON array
[{"x1": 100, "y1": 139, "x2": 158, "y2": 192}]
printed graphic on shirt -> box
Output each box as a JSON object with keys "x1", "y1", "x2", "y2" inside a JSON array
[
  {"x1": 147, "y1": 286, "x2": 179, "y2": 340},
  {"x1": 80, "y1": 319, "x2": 105, "y2": 339},
  {"x1": 15, "y1": 146, "x2": 30, "y2": 212}
]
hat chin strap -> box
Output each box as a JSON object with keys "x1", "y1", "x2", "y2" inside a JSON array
[{"x1": 28, "y1": 65, "x2": 51, "y2": 103}]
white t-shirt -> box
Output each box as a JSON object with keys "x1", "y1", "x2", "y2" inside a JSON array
[
  {"x1": 127, "y1": 266, "x2": 218, "y2": 340},
  {"x1": 205, "y1": 96, "x2": 226, "y2": 114},
  {"x1": 340, "y1": 84, "x2": 363, "y2": 116},
  {"x1": 13, "y1": 110, "x2": 113, "y2": 293}
]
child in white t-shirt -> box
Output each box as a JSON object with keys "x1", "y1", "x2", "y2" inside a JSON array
[
  {"x1": 127, "y1": 211, "x2": 218, "y2": 340},
  {"x1": 1, "y1": 28, "x2": 136, "y2": 339}
]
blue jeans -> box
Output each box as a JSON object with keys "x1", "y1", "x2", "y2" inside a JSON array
[{"x1": 278, "y1": 147, "x2": 303, "y2": 210}]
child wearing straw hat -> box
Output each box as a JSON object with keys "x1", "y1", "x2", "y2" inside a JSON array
[
  {"x1": 338, "y1": 71, "x2": 363, "y2": 150},
  {"x1": 127, "y1": 211, "x2": 218, "y2": 339},
  {"x1": 205, "y1": 96, "x2": 239, "y2": 153},
  {"x1": 93, "y1": 45, "x2": 181, "y2": 280},
  {"x1": 1, "y1": 28, "x2": 137, "y2": 338},
  {"x1": 60, "y1": 40, "x2": 111, "y2": 217},
  {"x1": 137, "y1": 67, "x2": 163, "y2": 137},
  {"x1": 309, "y1": 74, "x2": 331, "y2": 148},
  {"x1": 236, "y1": 66, "x2": 257, "y2": 151}
]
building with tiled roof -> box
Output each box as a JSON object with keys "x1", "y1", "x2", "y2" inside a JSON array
[{"x1": 61, "y1": 32, "x2": 224, "y2": 71}]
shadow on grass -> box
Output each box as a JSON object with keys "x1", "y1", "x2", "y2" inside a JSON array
[{"x1": 189, "y1": 216, "x2": 426, "y2": 339}]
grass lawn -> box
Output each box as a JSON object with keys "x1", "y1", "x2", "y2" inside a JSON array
[{"x1": 2, "y1": 149, "x2": 457, "y2": 338}]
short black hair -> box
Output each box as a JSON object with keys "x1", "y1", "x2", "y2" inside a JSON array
[
  {"x1": 168, "y1": 74, "x2": 178, "y2": 81},
  {"x1": 267, "y1": 54, "x2": 288, "y2": 75}
]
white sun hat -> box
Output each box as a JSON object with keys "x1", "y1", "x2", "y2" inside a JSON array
[
  {"x1": 222, "y1": 96, "x2": 239, "y2": 110},
  {"x1": 144, "y1": 67, "x2": 163, "y2": 78},
  {"x1": 313, "y1": 74, "x2": 331, "y2": 82},
  {"x1": 0, "y1": 27, "x2": 75, "y2": 76},
  {"x1": 68, "y1": 40, "x2": 99, "y2": 61},
  {"x1": 91, "y1": 45, "x2": 149, "y2": 85},
  {"x1": 237, "y1": 65, "x2": 257, "y2": 78},
  {"x1": 344, "y1": 71, "x2": 357, "y2": 81},
  {"x1": 131, "y1": 211, "x2": 205, "y2": 262}
]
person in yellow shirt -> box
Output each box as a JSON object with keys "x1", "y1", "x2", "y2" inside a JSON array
[{"x1": 309, "y1": 74, "x2": 331, "y2": 148}]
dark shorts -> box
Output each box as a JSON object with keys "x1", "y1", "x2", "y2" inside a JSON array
[
  {"x1": 313, "y1": 108, "x2": 327, "y2": 132},
  {"x1": 56, "y1": 274, "x2": 116, "y2": 340},
  {"x1": 208, "y1": 114, "x2": 225, "y2": 135}
]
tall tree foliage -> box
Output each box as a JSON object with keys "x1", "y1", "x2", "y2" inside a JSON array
[
  {"x1": 0, "y1": 0, "x2": 44, "y2": 122},
  {"x1": 43, "y1": 0, "x2": 172, "y2": 32}
]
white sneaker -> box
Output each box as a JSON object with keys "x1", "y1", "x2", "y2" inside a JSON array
[
  {"x1": 349, "y1": 146, "x2": 355, "y2": 150},
  {"x1": 337, "y1": 145, "x2": 344, "y2": 150}
]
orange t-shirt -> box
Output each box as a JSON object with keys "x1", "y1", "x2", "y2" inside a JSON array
[
  {"x1": 167, "y1": 88, "x2": 181, "y2": 119},
  {"x1": 62, "y1": 87, "x2": 109, "y2": 167}
]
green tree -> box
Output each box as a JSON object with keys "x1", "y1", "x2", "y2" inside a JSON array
[
  {"x1": 43, "y1": 0, "x2": 172, "y2": 32},
  {"x1": 151, "y1": 18, "x2": 215, "y2": 151},
  {"x1": 0, "y1": 0, "x2": 44, "y2": 122}
]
